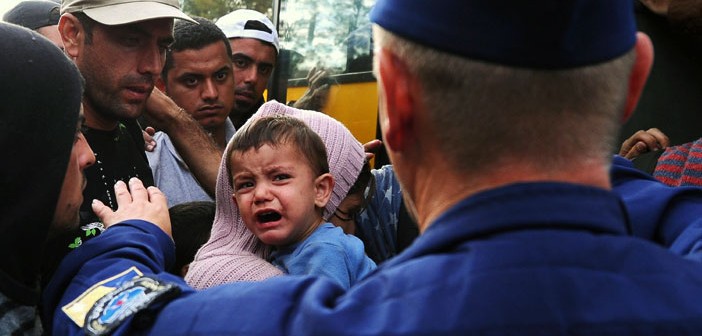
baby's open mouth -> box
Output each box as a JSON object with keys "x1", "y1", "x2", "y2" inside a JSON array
[{"x1": 257, "y1": 211, "x2": 281, "y2": 223}]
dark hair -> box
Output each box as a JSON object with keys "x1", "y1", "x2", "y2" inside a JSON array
[
  {"x1": 162, "y1": 16, "x2": 233, "y2": 80},
  {"x1": 333, "y1": 161, "x2": 375, "y2": 222},
  {"x1": 226, "y1": 115, "x2": 330, "y2": 183},
  {"x1": 168, "y1": 201, "x2": 216, "y2": 276},
  {"x1": 73, "y1": 12, "x2": 95, "y2": 44},
  {"x1": 348, "y1": 161, "x2": 373, "y2": 197}
]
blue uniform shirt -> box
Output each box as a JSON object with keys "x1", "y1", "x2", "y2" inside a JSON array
[
  {"x1": 611, "y1": 155, "x2": 702, "y2": 260},
  {"x1": 43, "y1": 182, "x2": 702, "y2": 335}
]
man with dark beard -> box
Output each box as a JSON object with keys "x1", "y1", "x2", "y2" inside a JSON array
[{"x1": 40, "y1": 0, "x2": 196, "y2": 280}]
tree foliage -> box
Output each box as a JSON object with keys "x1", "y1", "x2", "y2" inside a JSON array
[{"x1": 182, "y1": 0, "x2": 273, "y2": 21}]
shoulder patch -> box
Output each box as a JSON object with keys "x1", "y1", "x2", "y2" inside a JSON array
[
  {"x1": 62, "y1": 267, "x2": 143, "y2": 327},
  {"x1": 84, "y1": 276, "x2": 180, "y2": 336}
]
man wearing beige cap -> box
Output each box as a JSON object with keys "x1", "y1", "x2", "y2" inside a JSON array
[{"x1": 44, "y1": 0, "x2": 225, "y2": 280}]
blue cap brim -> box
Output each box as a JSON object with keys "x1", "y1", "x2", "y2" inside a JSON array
[{"x1": 370, "y1": 0, "x2": 637, "y2": 69}]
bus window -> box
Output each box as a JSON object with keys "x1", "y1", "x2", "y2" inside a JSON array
[
  {"x1": 278, "y1": 0, "x2": 374, "y2": 77},
  {"x1": 270, "y1": 0, "x2": 379, "y2": 147}
]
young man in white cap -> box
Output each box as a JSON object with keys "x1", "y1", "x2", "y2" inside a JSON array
[
  {"x1": 42, "y1": 0, "x2": 702, "y2": 334},
  {"x1": 215, "y1": 9, "x2": 279, "y2": 129},
  {"x1": 213, "y1": 9, "x2": 331, "y2": 123}
]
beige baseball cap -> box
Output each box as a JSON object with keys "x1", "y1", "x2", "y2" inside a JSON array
[{"x1": 61, "y1": 0, "x2": 195, "y2": 25}]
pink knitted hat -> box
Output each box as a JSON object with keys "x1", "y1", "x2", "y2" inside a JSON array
[{"x1": 185, "y1": 101, "x2": 366, "y2": 289}]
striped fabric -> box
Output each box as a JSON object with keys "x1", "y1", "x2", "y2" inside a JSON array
[{"x1": 653, "y1": 138, "x2": 702, "y2": 187}]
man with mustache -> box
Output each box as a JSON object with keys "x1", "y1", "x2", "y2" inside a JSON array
[
  {"x1": 147, "y1": 17, "x2": 236, "y2": 207},
  {"x1": 41, "y1": 0, "x2": 196, "y2": 274}
]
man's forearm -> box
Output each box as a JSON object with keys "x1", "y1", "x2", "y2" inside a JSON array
[
  {"x1": 145, "y1": 89, "x2": 221, "y2": 197},
  {"x1": 164, "y1": 110, "x2": 221, "y2": 197}
]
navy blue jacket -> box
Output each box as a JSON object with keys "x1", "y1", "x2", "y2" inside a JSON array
[
  {"x1": 611, "y1": 155, "x2": 702, "y2": 260},
  {"x1": 43, "y1": 181, "x2": 702, "y2": 335}
]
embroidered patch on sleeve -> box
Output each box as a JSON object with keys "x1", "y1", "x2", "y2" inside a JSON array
[
  {"x1": 84, "y1": 276, "x2": 180, "y2": 336},
  {"x1": 62, "y1": 267, "x2": 143, "y2": 327}
]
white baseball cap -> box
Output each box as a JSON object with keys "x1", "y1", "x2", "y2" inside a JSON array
[
  {"x1": 61, "y1": 0, "x2": 195, "y2": 26},
  {"x1": 216, "y1": 9, "x2": 279, "y2": 53}
]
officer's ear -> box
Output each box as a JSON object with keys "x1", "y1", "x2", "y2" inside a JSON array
[
  {"x1": 376, "y1": 47, "x2": 417, "y2": 152},
  {"x1": 622, "y1": 32, "x2": 654, "y2": 123}
]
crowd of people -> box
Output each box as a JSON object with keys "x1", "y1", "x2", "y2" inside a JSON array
[{"x1": 5, "y1": 0, "x2": 702, "y2": 334}]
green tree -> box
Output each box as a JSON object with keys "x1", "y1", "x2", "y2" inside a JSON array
[{"x1": 182, "y1": 0, "x2": 273, "y2": 21}]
